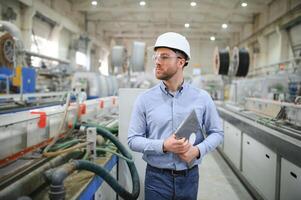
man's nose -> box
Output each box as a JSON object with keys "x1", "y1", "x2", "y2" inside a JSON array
[{"x1": 154, "y1": 57, "x2": 161, "y2": 65}]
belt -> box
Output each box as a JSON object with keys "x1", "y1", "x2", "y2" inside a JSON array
[{"x1": 147, "y1": 164, "x2": 197, "y2": 176}]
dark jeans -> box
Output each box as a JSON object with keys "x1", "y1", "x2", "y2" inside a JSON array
[{"x1": 145, "y1": 164, "x2": 199, "y2": 200}]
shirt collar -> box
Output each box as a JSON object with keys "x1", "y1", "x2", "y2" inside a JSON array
[{"x1": 159, "y1": 80, "x2": 186, "y2": 97}]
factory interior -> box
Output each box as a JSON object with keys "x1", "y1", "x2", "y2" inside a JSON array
[{"x1": 0, "y1": 0, "x2": 300, "y2": 200}]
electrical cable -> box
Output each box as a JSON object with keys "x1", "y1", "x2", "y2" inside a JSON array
[
  {"x1": 43, "y1": 142, "x2": 88, "y2": 157},
  {"x1": 213, "y1": 47, "x2": 230, "y2": 75},
  {"x1": 43, "y1": 92, "x2": 71, "y2": 154},
  {"x1": 232, "y1": 47, "x2": 249, "y2": 77}
]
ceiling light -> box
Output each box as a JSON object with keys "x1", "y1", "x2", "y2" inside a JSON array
[
  {"x1": 184, "y1": 23, "x2": 190, "y2": 28},
  {"x1": 91, "y1": 0, "x2": 97, "y2": 6},
  {"x1": 241, "y1": 2, "x2": 248, "y2": 7},
  {"x1": 222, "y1": 23, "x2": 228, "y2": 29},
  {"x1": 210, "y1": 36, "x2": 216, "y2": 41},
  {"x1": 139, "y1": 1, "x2": 146, "y2": 6},
  {"x1": 190, "y1": 2, "x2": 197, "y2": 7}
]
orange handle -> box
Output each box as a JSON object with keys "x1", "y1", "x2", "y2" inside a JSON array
[{"x1": 30, "y1": 111, "x2": 47, "y2": 128}]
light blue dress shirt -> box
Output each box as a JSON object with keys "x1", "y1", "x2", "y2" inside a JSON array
[{"x1": 128, "y1": 81, "x2": 224, "y2": 170}]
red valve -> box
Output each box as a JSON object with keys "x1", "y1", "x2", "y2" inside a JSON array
[
  {"x1": 80, "y1": 103, "x2": 86, "y2": 115},
  {"x1": 99, "y1": 100, "x2": 104, "y2": 109},
  {"x1": 30, "y1": 111, "x2": 47, "y2": 128}
]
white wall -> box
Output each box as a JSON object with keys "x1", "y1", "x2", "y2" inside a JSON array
[{"x1": 234, "y1": 0, "x2": 301, "y2": 76}]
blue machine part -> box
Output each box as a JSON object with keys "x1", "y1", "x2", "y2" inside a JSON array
[
  {"x1": 0, "y1": 67, "x2": 13, "y2": 93},
  {"x1": 22, "y1": 67, "x2": 36, "y2": 93},
  {"x1": 288, "y1": 82, "x2": 298, "y2": 102},
  {"x1": 0, "y1": 66, "x2": 36, "y2": 93},
  {"x1": 0, "y1": 66, "x2": 13, "y2": 77}
]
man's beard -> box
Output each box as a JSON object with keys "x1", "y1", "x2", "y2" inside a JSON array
[{"x1": 155, "y1": 68, "x2": 177, "y2": 81}]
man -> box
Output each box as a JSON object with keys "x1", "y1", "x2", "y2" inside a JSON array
[{"x1": 128, "y1": 32, "x2": 224, "y2": 200}]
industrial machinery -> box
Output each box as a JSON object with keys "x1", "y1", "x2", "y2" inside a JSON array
[
  {"x1": 0, "y1": 20, "x2": 74, "y2": 96},
  {"x1": 110, "y1": 41, "x2": 154, "y2": 89},
  {"x1": 0, "y1": 20, "x2": 140, "y2": 199},
  {"x1": 0, "y1": 21, "x2": 36, "y2": 95},
  {"x1": 0, "y1": 93, "x2": 140, "y2": 199},
  {"x1": 71, "y1": 72, "x2": 119, "y2": 99},
  {"x1": 216, "y1": 65, "x2": 301, "y2": 199}
]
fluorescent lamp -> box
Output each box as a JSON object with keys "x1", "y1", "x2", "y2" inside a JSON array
[
  {"x1": 140, "y1": 1, "x2": 146, "y2": 6},
  {"x1": 222, "y1": 23, "x2": 228, "y2": 29},
  {"x1": 241, "y1": 2, "x2": 248, "y2": 7},
  {"x1": 190, "y1": 2, "x2": 197, "y2": 7}
]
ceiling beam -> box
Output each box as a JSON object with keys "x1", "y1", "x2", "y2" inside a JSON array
[
  {"x1": 98, "y1": 26, "x2": 241, "y2": 34},
  {"x1": 108, "y1": 34, "x2": 231, "y2": 42},
  {"x1": 104, "y1": 31, "x2": 232, "y2": 39},
  {"x1": 89, "y1": 18, "x2": 252, "y2": 24},
  {"x1": 76, "y1": 6, "x2": 266, "y2": 16},
  {"x1": 90, "y1": 18, "x2": 253, "y2": 26}
]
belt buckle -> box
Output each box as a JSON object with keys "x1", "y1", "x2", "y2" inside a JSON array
[{"x1": 171, "y1": 169, "x2": 186, "y2": 176}]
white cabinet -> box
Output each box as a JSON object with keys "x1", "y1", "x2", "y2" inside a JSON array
[
  {"x1": 223, "y1": 121, "x2": 241, "y2": 169},
  {"x1": 95, "y1": 165, "x2": 117, "y2": 200},
  {"x1": 280, "y1": 158, "x2": 301, "y2": 200},
  {"x1": 118, "y1": 88, "x2": 147, "y2": 200},
  {"x1": 242, "y1": 134, "x2": 276, "y2": 200}
]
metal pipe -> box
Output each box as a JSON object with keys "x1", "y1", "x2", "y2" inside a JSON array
[
  {"x1": 44, "y1": 162, "x2": 77, "y2": 200},
  {"x1": 23, "y1": 50, "x2": 70, "y2": 64},
  {"x1": 0, "y1": 151, "x2": 84, "y2": 199}
]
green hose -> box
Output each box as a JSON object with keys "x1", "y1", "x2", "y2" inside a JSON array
[
  {"x1": 96, "y1": 147, "x2": 133, "y2": 163},
  {"x1": 75, "y1": 123, "x2": 139, "y2": 199},
  {"x1": 85, "y1": 121, "x2": 118, "y2": 135},
  {"x1": 48, "y1": 139, "x2": 80, "y2": 152},
  {"x1": 73, "y1": 159, "x2": 139, "y2": 200},
  {"x1": 45, "y1": 123, "x2": 140, "y2": 200},
  {"x1": 83, "y1": 150, "x2": 89, "y2": 160}
]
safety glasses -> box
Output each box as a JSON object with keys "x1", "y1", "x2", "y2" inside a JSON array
[{"x1": 152, "y1": 54, "x2": 184, "y2": 63}]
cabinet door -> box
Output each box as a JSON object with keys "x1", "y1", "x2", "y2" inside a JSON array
[
  {"x1": 242, "y1": 134, "x2": 276, "y2": 200},
  {"x1": 95, "y1": 165, "x2": 117, "y2": 200},
  {"x1": 223, "y1": 121, "x2": 241, "y2": 169},
  {"x1": 280, "y1": 158, "x2": 301, "y2": 200}
]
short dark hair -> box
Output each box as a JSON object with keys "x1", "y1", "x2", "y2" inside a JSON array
[{"x1": 171, "y1": 48, "x2": 189, "y2": 67}]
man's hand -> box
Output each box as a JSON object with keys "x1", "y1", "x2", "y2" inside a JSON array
[
  {"x1": 178, "y1": 146, "x2": 200, "y2": 163},
  {"x1": 163, "y1": 134, "x2": 191, "y2": 154}
]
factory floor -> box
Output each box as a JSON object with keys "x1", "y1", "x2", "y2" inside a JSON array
[{"x1": 198, "y1": 150, "x2": 254, "y2": 200}]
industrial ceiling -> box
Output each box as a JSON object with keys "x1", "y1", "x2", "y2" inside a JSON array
[{"x1": 70, "y1": 0, "x2": 274, "y2": 42}]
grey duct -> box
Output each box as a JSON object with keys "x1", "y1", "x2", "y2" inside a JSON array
[
  {"x1": 0, "y1": 151, "x2": 84, "y2": 199},
  {"x1": 0, "y1": 20, "x2": 24, "y2": 51}
]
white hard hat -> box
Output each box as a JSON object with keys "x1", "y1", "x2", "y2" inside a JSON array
[{"x1": 154, "y1": 32, "x2": 191, "y2": 60}]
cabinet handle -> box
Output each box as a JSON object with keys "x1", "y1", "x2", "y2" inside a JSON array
[
  {"x1": 290, "y1": 172, "x2": 297, "y2": 179},
  {"x1": 247, "y1": 141, "x2": 250, "y2": 145},
  {"x1": 265, "y1": 154, "x2": 270, "y2": 159}
]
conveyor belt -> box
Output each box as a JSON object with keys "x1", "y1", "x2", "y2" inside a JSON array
[
  {"x1": 217, "y1": 105, "x2": 301, "y2": 168},
  {"x1": 228, "y1": 108, "x2": 301, "y2": 140}
]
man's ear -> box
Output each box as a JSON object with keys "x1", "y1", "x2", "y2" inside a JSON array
[{"x1": 178, "y1": 59, "x2": 186, "y2": 69}]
